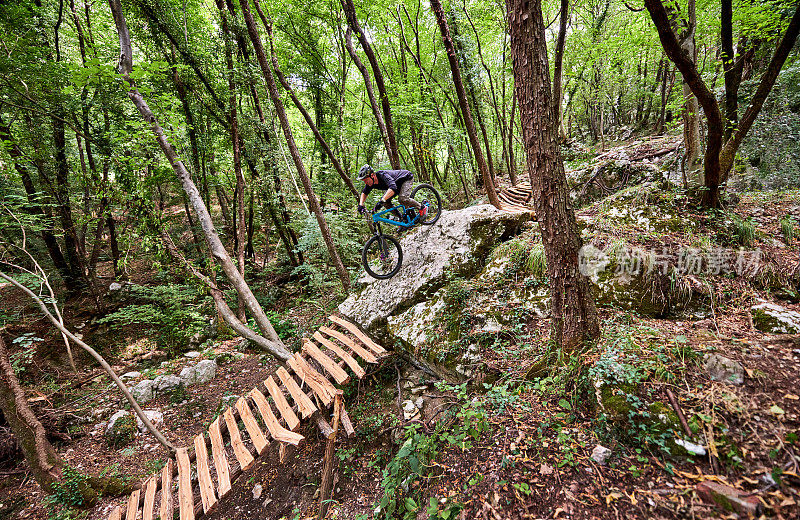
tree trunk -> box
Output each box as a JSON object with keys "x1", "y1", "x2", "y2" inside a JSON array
[
  {"x1": 507, "y1": 0, "x2": 600, "y2": 352},
  {"x1": 431, "y1": 0, "x2": 500, "y2": 208},
  {"x1": 341, "y1": 0, "x2": 401, "y2": 169},
  {"x1": 216, "y1": 0, "x2": 248, "y2": 322},
  {"x1": 552, "y1": 0, "x2": 569, "y2": 138},
  {"x1": 264, "y1": 20, "x2": 358, "y2": 198},
  {"x1": 0, "y1": 335, "x2": 63, "y2": 493},
  {"x1": 109, "y1": 0, "x2": 291, "y2": 362},
  {"x1": 240, "y1": 0, "x2": 351, "y2": 294}
]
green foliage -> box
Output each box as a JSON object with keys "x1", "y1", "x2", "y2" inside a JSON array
[
  {"x1": 731, "y1": 215, "x2": 756, "y2": 247},
  {"x1": 780, "y1": 215, "x2": 796, "y2": 244},
  {"x1": 442, "y1": 279, "x2": 472, "y2": 334},
  {"x1": 490, "y1": 238, "x2": 547, "y2": 281},
  {"x1": 10, "y1": 333, "x2": 44, "y2": 375},
  {"x1": 49, "y1": 467, "x2": 91, "y2": 508},
  {"x1": 97, "y1": 284, "x2": 209, "y2": 352},
  {"x1": 375, "y1": 386, "x2": 488, "y2": 519}
]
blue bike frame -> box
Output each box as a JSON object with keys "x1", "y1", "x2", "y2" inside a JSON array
[{"x1": 372, "y1": 204, "x2": 423, "y2": 228}]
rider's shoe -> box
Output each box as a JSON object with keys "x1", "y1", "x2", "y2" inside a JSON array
[{"x1": 419, "y1": 205, "x2": 428, "y2": 219}]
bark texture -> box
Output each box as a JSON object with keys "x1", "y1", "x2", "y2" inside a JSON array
[
  {"x1": 0, "y1": 335, "x2": 63, "y2": 492},
  {"x1": 507, "y1": 0, "x2": 600, "y2": 352}
]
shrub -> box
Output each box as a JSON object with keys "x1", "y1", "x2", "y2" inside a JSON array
[
  {"x1": 781, "y1": 215, "x2": 796, "y2": 244},
  {"x1": 98, "y1": 284, "x2": 209, "y2": 352}
]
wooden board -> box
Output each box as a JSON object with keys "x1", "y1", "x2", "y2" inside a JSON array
[
  {"x1": 109, "y1": 507, "x2": 122, "y2": 520},
  {"x1": 276, "y1": 367, "x2": 317, "y2": 418},
  {"x1": 236, "y1": 397, "x2": 269, "y2": 454},
  {"x1": 159, "y1": 459, "x2": 173, "y2": 520},
  {"x1": 208, "y1": 417, "x2": 232, "y2": 497},
  {"x1": 193, "y1": 433, "x2": 218, "y2": 513},
  {"x1": 265, "y1": 375, "x2": 300, "y2": 430},
  {"x1": 312, "y1": 332, "x2": 365, "y2": 378},
  {"x1": 303, "y1": 339, "x2": 350, "y2": 384},
  {"x1": 141, "y1": 477, "x2": 157, "y2": 520},
  {"x1": 249, "y1": 388, "x2": 304, "y2": 445},
  {"x1": 125, "y1": 489, "x2": 139, "y2": 520},
  {"x1": 318, "y1": 326, "x2": 377, "y2": 364},
  {"x1": 287, "y1": 353, "x2": 335, "y2": 407},
  {"x1": 328, "y1": 315, "x2": 386, "y2": 355},
  {"x1": 176, "y1": 448, "x2": 194, "y2": 520},
  {"x1": 224, "y1": 407, "x2": 255, "y2": 471}
]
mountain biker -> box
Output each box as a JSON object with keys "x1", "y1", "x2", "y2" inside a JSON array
[{"x1": 356, "y1": 164, "x2": 427, "y2": 221}]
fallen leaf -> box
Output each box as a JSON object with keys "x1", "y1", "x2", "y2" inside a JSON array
[
  {"x1": 769, "y1": 404, "x2": 785, "y2": 416},
  {"x1": 606, "y1": 492, "x2": 623, "y2": 505},
  {"x1": 784, "y1": 394, "x2": 799, "y2": 400}
]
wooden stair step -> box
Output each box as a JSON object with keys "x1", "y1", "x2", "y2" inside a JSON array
[
  {"x1": 176, "y1": 448, "x2": 194, "y2": 520},
  {"x1": 264, "y1": 376, "x2": 300, "y2": 430},
  {"x1": 236, "y1": 397, "x2": 270, "y2": 455},
  {"x1": 223, "y1": 407, "x2": 255, "y2": 471},
  {"x1": 193, "y1": 433, "x2": 218, "y2": 513},
  {"x1": 328, "y1": 315, "x2": 386, "y2": 355},
  {"x1": 125, "y1": 489, "x2": 139, "y2": 520},
  {"x1": 302, "y1": 339, "x2": 350, "y2": 384},
  {"x1": 249, "y1": 388, "x2": 304, "y2": 445},
  {"x1": 287, "y1": 353, "x2": 336, "y2": 407},
  {"x1": 159, "y1": 459, "x2": 174, "y2": 520},
  {"x1": 208, "y1": 417, "x2": 232, "y2": 498},
  {"x1": 312, "y1": 332, "x2": 365, "y2": 378},
  {"x1": 142, "y1": 477, "x2": 157, "y2": 520},
  {"x1": 109, "y1": 507, "x2": 122, "y2": 520},
  {"x1": 276, "y1": 367, "x2": 317, "y2": 418},
  {"x1": 318, "y1": 326, "x2": 377, "y2": 364}
]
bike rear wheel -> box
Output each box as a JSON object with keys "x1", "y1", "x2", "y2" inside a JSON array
[
  {"x1": 410, "y1": 183, "x2": 442, "y2": 225},
  {"x1": 362, "y1": 234, "x2": 403, "y2": 279}
]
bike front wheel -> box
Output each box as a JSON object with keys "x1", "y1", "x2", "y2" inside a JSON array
[
  {"x1": 362, "y1": 234, "x2": 403, "y2": 279},
  {"x1": 410, "y1": 183, "x2": 442, "y2": 225}
]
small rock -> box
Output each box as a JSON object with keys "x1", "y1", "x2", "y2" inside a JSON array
[
  {"x1": 695, "y1": 481, "x2": 761, "y2": 516},
  {"x1": 539, "y1": 464, "x2": 553, "y2": 475},
  {"x1": 402, "y1": 400, "x2": 418, "y2": 421},
  {"x1": 410, "y1": 385, "x2": 427, "y2": 395},
  {"x1": 591, "y1": 444, "x2": 612, "y2": 465},
  {"x1": 414, "y1": 396, "x2": 424, "y2": 409},
  {"x1": 479, "y1": 318, "x2": 503, "y2": 333},
  {"x1": 675, "y1": 438, "x2": 707, "y2": 456},
  {"x1": 108, "y1": 282, "x2": 123, "y2": 292},
  {"x1": 252, "y1": 483, "x2": 263, "y2": 500},
  {"x1": 153, "y1": 374, "x2": 182, "y2": 394},
  {"x1": 136, "y1": 410, "x2": 164, "y2": 432},
  {"x1": 106, "y1": 410, "x2": 130, "y2": 434},
  {"x1": 179, "y1": 366, "x2": 198, "y2": 386},
  {"x1": 195, "y1": 360, "x2": 217, "y2": 384},
  {"x1": 184, "y1": 351, "x2": 201, "y2": 359},
  {"x1": 751, "y1": 300, "x2": 800, "y2": 334},
  {"x1": 131, "y1": 379, "x2": 155, "y2": 404},
  {"x1": 121, "y1": 371, "x2": 142, "y2": 380},
  {"x1": 703, "y1": 354, "x2": 744, "y2": 385},
  {"x1": 105, "y1": 411, "x2": 137, "y2": 447}
]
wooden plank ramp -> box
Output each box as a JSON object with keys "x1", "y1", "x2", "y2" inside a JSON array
[{"x1": 106, "y1": 315, "x2": 387, "y2": 520}]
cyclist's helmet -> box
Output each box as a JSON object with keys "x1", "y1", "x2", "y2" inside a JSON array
[{"x1": 357, "y1": 164, "x2": 374, "y2": 180}]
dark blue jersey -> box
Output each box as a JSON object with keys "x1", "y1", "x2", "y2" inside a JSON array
[{"x1": 361, "y1": 169, "x2": 413, "y2": 196}]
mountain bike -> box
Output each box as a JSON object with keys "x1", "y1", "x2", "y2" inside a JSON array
[{"x1": 361, "y1": 183, "x2": 442, "y2": 280}]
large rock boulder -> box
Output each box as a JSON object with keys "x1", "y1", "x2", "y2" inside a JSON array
[{"x1": 339, "y1": 205, "x2": 530, "y2": 336}]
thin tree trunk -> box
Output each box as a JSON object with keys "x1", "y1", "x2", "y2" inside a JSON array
[
  {"x1": 431, "y1": 0, "x2": 500, "y2": 208},
  {"x1": 341, "y1": 0, "x2": 401, "y2": 169},
  {"x1": 552, "y1": 0, "x2": 569, "y2": 138},
  {"x1": 507, "y1": 0, "x2": 600, "y2": 352},
  {"x1": 109, "y1": 0, "x2": 291, "y2": 361},
  {"x1": 240, "y1": 0, "x2": 351, "y2": 294},
  {"x1": 264, "y1": 21, "x2": 358, "y2": 198}
]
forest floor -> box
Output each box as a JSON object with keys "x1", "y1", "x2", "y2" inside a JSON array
[{"x1": 1, "y1": 138, "x2": 800, "y2": 520}]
